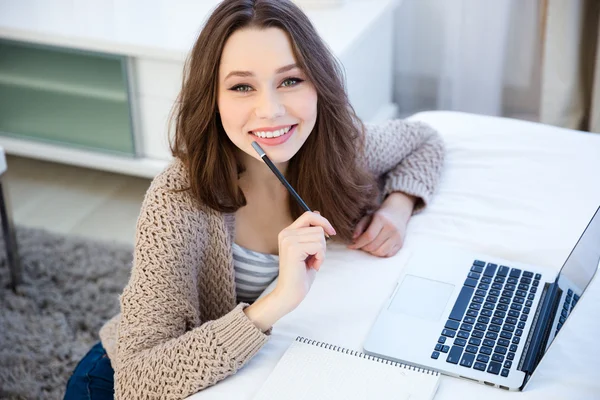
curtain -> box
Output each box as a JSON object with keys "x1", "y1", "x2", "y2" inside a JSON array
[
  {"x1": 539, "y1": 0, "x2": 600, "y2": 133},
  {"x1": 393, "y1": 0, "x2": 541, "y2": 120}
]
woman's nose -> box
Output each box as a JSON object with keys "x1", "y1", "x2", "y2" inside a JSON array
[{"x1": 255, "y1": 90, "x2": 285, "y2": 119}]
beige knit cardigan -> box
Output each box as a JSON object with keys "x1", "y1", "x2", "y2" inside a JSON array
[{"x1": 98, "y1": 119, "x2": 445, "y2": 399}]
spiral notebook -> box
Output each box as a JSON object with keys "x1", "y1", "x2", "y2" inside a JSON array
[{"x1": 253, "y1": 336, "x2": 440, "y2": 400}]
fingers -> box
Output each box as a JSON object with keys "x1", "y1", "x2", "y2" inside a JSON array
[
  {"x1": 352, "y1": 215, "x2": 371, "y2": 240},
  {"x1": 288, "y1": 211, "x2": 336, "y2": 236},
  {"x1": 349, "y1": 214, "x2": 385, "y2": 249},
  {"x1": 372, "y1": 235, "x2": 403, "y2": 258}
]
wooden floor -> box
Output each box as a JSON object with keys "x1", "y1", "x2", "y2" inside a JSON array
[{"x1": 3, "y1": 155, "x2": 151, "y2": 246}]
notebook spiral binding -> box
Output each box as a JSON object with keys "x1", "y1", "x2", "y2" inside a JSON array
[{"x1": 296, "y1": 336, "x2": 439, "y2": 376}]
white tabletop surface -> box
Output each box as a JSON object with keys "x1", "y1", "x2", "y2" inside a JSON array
[
  {"x1": 187, "y1": 111, "x2": 600, "y2": 399},
  {"x1": 0, "y1": 0, "x2": 398, "y2": 61}
]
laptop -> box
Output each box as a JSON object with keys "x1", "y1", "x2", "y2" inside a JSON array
[{"x1": 363, "y1": 205, "x2": 600, "y2": 390}]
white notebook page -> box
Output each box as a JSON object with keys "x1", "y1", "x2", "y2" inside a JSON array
[{"x1": 253, "y1": 338, "x2": 440, "y2": 400}]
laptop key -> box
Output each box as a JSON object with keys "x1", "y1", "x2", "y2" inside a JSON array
[
  {"x1": 474, "y1": 362, "x2": 487, "y2": 371},
  {"x1": 464, "y1": 316, "x2": 476, "y2": 324},
  {"x1": 501, "y1": 368, "x2": 510, "y2": 377},
  {"x1": 509, "y1": 268, "x2": 521, "y2": 278},
  {"x1": 496, "y1": 304, "x2": 508, "y2": 312},
  {"x1": 435, "y1": 344, "x2": 443, "y2": 351},
  {"x1": 485, "y1": 332, "x2": 498, "y2": 340},
  {"x1": 441, "y1": 345, "x2": 450, "y2": 353},
  {"x1": 457, "y1": 331, "x2": 469, "y2": 339},
  {"x1": 512, "y1": 337, "x2": 520, "y2": 344},
  {"x1": 471, "y1": 265, "x2": 484, "y2": 273},
  {"x1": 442, "y1": 329, "x2": 456, "y2": 338},
  {"x1": 464, "y1": 278, "x2": 478, "y2": 288},
  {"x1": 468, "y1": 271, "x2": 481, "y2": 280},
  {"x1": 466, "y1": 345, "x2": 478, "y2": 354},
  {"x1": 532, "y1": 279, "x2": 539, "y2": 287},
  {"x1": 515, "y1": 329, "x2": 523, "y2": 337},
  {"x1": 497, "y1": 266, "x2": 510, "y2": 277},
  {"x1": 474, "y1": 260, "x2": 486, "y2": 267},
  {"x1": 460, "y1": 353, "x2": 475, "y2": 368},
  {"x1": 447, "y1": 345, "x2": 463, "y2": 364},
  {"x1": 445, "y1": 320, "x2": 460, "y2": 330},
  {"x1": 484, "y1": 263, "x2": 497, "y2": 277},
  {"x1": 520, "y1": 314, "x2": 528, "y2": 322},
  {"x1": 492, "y1": 354, "x2": 504, "y2": 363},
  {"x1": 491, "y1": 317, "x2": 503, "y2": 325},
  {"x1": 469, "y1": 338, "x2": 482, "y2": 346},
  {"x1": 438, "y1": 336, "x2": 446, "y2": 344},
  {"x1": 487, "y1": 361, "x2": 502, "y2": 375},
  {"x1": 477, "y1": 354, "x2": 490, "y2": 363},
  {"x1": 498, "y1": 339, "x2": 510, "y2": 347},
  {"x1": 506, "y1": 317, "x2": 518, "y2": 325},
  {"x1": 523, "y1": 271, "x2": 534, "y2": 278},
  {"x1": 483, "y1": 339, "x2": 495, "y2": 347},
  {"x1": 507, "y1": 352, "x2": 515, "y2": 360},
  {"x1": 528, "y1": 293, "x2": 535, "y2": 300},
  {"x1": 494, "y1": 346, "x2": 507, "y2": 355},
  {"x1": 507, "y1": 277, "x2": 518, "y2": 285},
  {"x1": 475, "y1": 323, "x2": 487, "y2": 331},
  {"x1": 477, "y1": 316, "x2": 490, "y2": 324},
  {"x1": 481, "y1": 277, "x2": 492, "y2": 284},
  {"x1": 518, "y1": 322, "x2": 526, "y2": 329},
  {"x1": 449, "y1": 286, "x2": 474, "y2": 321},
  {"x1": 472, "y1": 330, "x2": 484, "y2": 338},
  {"x1": 492, "y1": 283, "x2": 503, "y2": 290},
  {"x1": 504, "y1": 360, "x2": 512, "y2": 368},
  {"x1": 467, "y1": 310, "x2": 478, "y2": 317},
  {"x1": 510, "y1": 344, "x2": 518, "y2": 352},
  {"x1": 526, "y1": 300, "x2": 533, "y2": 307},
  {"x1": 535, "y1": 273, "x2": 542, "y2": 280},
  {"x1": 500, "y1": 331, "x2": 512, "y2": 339},
  {"x1": 431, "y1": 351, "x2": 440, "y2": 359},
  {"x1": 480, "y1": 346, "x2": 493, "y2": 355},
  {"x1": 488, "y1": 325, "x2": 500, "y2": 333},
  {"x1": 455, "y1": 338, "x2": 467, "y2": 347},
  {"x1": 481, "y1": 309, "x2": 493, "y2": 317}
]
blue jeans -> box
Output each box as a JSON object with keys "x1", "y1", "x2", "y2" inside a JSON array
[{"x1": 64, "y1": 342, "x2": 114, "y2": 400}]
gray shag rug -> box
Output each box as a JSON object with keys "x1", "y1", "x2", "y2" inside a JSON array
[{"x1": 0, "y1": 227, "x2": 133, "y2": 400}]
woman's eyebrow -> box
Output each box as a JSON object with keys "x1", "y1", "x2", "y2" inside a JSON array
[{"x1": 224, "y1": 63, "x2": 299, "y2": 80}]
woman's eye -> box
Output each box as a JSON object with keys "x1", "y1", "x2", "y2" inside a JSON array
[
  {"x1": 230, "y1": 84, "x2": 252, "y2": 93},
  {"x1": 281, "y1": 78, "x2": 304, "y2": 87}
]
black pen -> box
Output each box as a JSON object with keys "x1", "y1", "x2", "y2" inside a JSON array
[
  {"x1": 251, "y1": 141, "x2": 330, "y2": 238},
  {"x1": 251, "y1": 141, "x2": 311, "y2": 211}
]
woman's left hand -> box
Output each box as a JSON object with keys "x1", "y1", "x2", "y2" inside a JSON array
[{"x1": 347, "y1": 192, "x2": 418, "y2": 257}]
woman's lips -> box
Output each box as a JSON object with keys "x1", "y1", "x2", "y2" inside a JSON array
[{"x1": 250, "y1": 124, "x2": 297, "y2": 146}]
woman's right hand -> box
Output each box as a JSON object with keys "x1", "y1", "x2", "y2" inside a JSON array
[
  {"x1": 274, "y1": 211, "x2": 336, "y2": 312},
  {"x1": 244, "y1": 211, "x2": 335, "y2": 332}
]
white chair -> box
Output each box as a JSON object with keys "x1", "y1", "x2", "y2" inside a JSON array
[{"x1": 0, "y1": 147, "x2": 21, "y2": 291}]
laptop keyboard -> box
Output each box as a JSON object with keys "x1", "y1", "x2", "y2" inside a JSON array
[
  {"x1": 430, "y1": 260, "x2": 541, "y2": 378},
  {"x1": 555, "y1": 289, "x2": 579, "y2": 336}
]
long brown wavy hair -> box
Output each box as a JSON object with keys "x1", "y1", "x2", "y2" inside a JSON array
[{"x1": 170, "y1": 0, "x2": 379, "y2": 242}]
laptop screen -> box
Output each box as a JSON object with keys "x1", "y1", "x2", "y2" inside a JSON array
[{"x1": 546, "y1": 206, "x2": 600, "y2": 351}]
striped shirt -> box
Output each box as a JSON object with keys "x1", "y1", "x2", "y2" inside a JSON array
[{"x1": 232, "y1": 243, "x2": 279, "y2": 303}]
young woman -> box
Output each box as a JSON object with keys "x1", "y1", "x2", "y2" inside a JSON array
[{"x1": 64, "y1": 0, "x2": 445, "y2": 399}]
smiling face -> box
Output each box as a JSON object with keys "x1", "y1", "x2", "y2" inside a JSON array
[{"x1": 217, "y1": 27, "x2": 318, "y2": 165}]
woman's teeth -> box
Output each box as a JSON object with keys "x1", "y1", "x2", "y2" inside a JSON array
[{"x1": 252, "y1": 126, "x2": 292, "y2": 138}]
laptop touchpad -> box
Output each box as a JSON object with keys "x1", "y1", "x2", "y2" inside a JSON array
[{"x1": 388, "y1": 275, "x2": 455, "y2": 321}]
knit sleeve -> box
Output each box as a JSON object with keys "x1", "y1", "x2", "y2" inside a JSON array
[
  {"x1": 362, "y1": 119, "x2": 445, "y2": 212},
  {"x1": 113, "y1": 164, "x2": 269, "y2": 399}
]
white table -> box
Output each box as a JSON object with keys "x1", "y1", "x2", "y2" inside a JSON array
[
  {"x1": 0, "y1": 0, "x2": 399, "y2": 177},
  {"x1": 188, "y1": 111, "x2": 600, "y2": 399}
]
